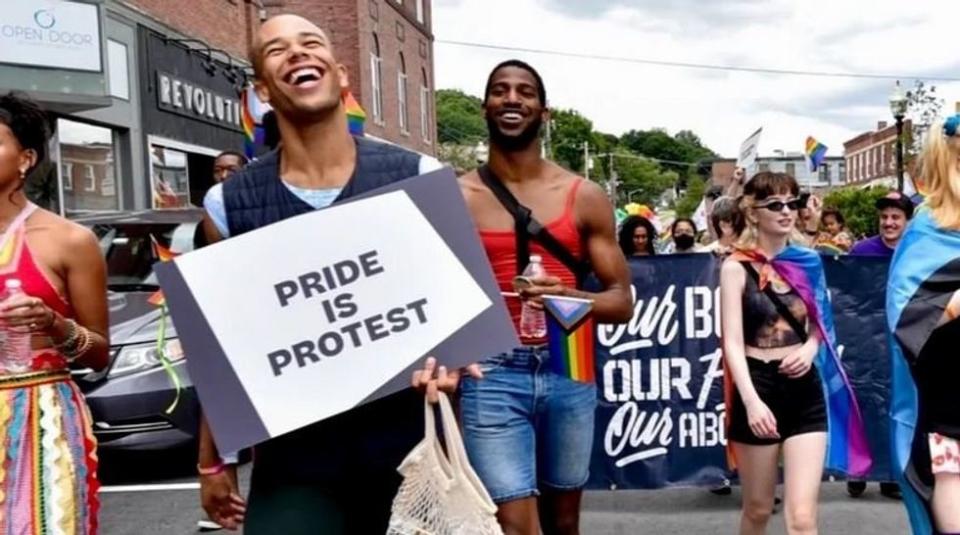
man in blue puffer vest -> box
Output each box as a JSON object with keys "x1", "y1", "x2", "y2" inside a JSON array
[{"x1": 197, "y1": 14, "x2": 446, "y2": 533}]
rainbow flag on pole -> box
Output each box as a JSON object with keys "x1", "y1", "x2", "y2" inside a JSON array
[
  {"x1": 805, "y1": 136, "x2": 828, "y2": 172},
  {"x1": 343, "y1": 90, "x2": 366, "y2": 136},
  {"x1": 241, "y1": 85, "x2": 272, "y2": 158},
  {"x1": 544, "y1": 295, "x2": 596, "y2": 383}
]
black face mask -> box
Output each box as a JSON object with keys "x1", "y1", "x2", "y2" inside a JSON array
[{"x1": 674, "y1": 235, "x2": 695, "y2": 250}]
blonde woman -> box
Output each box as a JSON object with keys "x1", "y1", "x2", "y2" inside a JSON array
[
  {"x1": 888, "y1": 115, "x2": 960, "y2": 535},
  {"x1": 721, "y1": 172, "x2": 870, "y2": 534}
]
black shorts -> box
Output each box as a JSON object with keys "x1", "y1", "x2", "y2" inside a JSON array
[{"x1": 729, "y1": 356, "x2": 827, "y2": 445}]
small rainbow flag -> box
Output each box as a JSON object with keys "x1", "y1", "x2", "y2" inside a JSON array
[
  {"x1": 241, "y1": 85, "x2": 272, "y2": 158},
  {"x1": 805, "y1": 136, "x2": 828, "y2": 172},
  {"x1": 544, "y1": 295, "x2": 596, "y2": 383},
  {"x1": 344, "y1": 90, "x2": 366, "y2": 136},
  {"x1": 148, "y1": 236, "x2": 179, "y2": 306}
]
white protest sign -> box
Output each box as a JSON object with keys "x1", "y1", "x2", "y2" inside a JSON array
[
  {"x1": 165, "y1": 187, "x2": 495, "y2": 445},
  {"x1": 736, "y1": 127, "x2": 763, "y2": 176}
]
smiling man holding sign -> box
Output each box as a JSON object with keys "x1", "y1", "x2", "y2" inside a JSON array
[{"x1": 157, "y1": 14, "x2": 516, "y2": 534}]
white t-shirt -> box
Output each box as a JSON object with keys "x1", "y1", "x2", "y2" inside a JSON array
[{"x1": 203, "y1": 155, "x2": 443, "y2": 238}]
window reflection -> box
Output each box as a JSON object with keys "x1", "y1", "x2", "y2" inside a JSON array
[
  {"x1": 151, "y1": 145, "x2": 190, "y2": 209},
  {"x1": 58, "y1": 119, "x2": 119, "y2": 214}
]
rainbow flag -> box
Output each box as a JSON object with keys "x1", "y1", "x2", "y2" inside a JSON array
[
  {"x1": 241, "y1": 85, "x2": 272, "y2": 158},
  {"x1": 544, "y1": 295, "x2": 595, "y2": 383},
  {"x1": 805, "y1": 136, "x2": 828, "y2": 172},
  {"x1": 344, "y1": 90, "x2": 366, "y2": 136},
  {"x1": 148, "y1": 236, "x2": 179, "y2": 306}
]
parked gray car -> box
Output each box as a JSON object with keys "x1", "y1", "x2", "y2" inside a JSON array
[{"x1": 73, "y1": 209, "x2": 205, "y2": 451}]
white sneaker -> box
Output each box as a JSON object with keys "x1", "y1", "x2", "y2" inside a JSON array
[{"x1": 197, "y1": 518, "x2": 223, "y2": 532}]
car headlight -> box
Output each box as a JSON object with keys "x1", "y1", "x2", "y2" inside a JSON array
[{"x1": 109, "y1": 339, "x2": 185, "y2": 378}]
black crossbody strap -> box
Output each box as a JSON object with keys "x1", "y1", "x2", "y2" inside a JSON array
[
  {"x1": 478, "y1": 165, "x2": 590, "y2": 285},
  {"x1": 478, "y1": 165, "x2": 531, "y2": 275},
  {"x1": 742, "y1": 262, "x2": 809, "y2": 343}
]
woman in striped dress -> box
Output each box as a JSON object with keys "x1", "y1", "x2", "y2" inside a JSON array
[{"x1": 0, "y1": 92, "x2": 110, "y2": 534}]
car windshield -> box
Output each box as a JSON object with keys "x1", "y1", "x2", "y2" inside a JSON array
[{"x1": 91, "y1": 222, "x2": 199, "y2": 288}]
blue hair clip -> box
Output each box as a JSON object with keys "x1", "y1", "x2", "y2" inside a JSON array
[{"x1": 944, "y1": 115, "x2": 960, "y2": 137}]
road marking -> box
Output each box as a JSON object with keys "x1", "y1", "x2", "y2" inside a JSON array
[{"x1": 100, "y1": 483, "x2": 200, "y2": 493}]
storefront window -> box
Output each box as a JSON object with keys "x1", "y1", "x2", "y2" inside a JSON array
[
  {"x1": 58, "y1": 119, "x2": 120, "y2": 214},
  {"x1": 150, "y1": 145, "x2": 191, "y2": 209}
]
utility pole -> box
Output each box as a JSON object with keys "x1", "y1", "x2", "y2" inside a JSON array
[
  {"x1": 583, "y1": 141, "x2": 590, "y2": 180},
  {"x1": 608, "y1": 152, "x2": 619, "y2": 204},
  {"x1": 542, "y1": 110, "x2": 553, "y2": 159}
]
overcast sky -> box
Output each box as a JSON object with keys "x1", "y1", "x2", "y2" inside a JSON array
[{"x1": 432, "y1": 0, "x2": 960, "y2": 158}]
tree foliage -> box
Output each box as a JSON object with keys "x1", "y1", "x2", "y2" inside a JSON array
[
  {"x1": 549, "y1": 108, "x2": 593, "y2": 174},
  {"x1": 903, "y1": 80, "x2": 945, "y2": 166},
  {"x1": 675, "y1": 176, "x2": 707, "y2": 218},
  {"x1": 435, "y1": 89, "x2": 486, "y2": 144},
  {"x1": 823, "y1": 186, "x2": 889, "y2": 239},
  {"x1": 433, "y1": 87, "x2": 716, "y2": 208},
  {"x1": 612, "y1": 150, "x2": 679, "y2": 206}
]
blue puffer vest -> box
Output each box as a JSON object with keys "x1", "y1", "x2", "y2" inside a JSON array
[
  {"x1": 219, "y1": 136, "x2": 428, "y2": 486},
  {"x1": 223, "y1": 136, "x2": 421, "y2": 236}
]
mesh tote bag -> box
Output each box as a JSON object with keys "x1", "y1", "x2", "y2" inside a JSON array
[{"x1": 387, "y1": 392, "x2": 503, "y2": 535}]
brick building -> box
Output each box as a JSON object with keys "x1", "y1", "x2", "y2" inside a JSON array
[
  {"x1": 842, "y1": 119, "x2": 912, "y2": 187},
  {"x1": 260, "y1": 0, "x2": 437, "y2": 154},
  {"x1": 709, "y1": 154, "x2": 845, "y2": 191},
  {"x1": 124, "y1": 0, "x2": 437, "y2": 154},
  {"x1": 4, "y1": 0, "x2": 436, "y2": 217}
]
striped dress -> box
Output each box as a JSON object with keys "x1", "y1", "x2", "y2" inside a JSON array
[{"x1": 0, "y1": 211, "x2": 99, "y2": 534}]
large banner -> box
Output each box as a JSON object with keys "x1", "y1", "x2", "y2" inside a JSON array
[{"x1": 586, "y1": 254, "x2": 894, "y2": 489}]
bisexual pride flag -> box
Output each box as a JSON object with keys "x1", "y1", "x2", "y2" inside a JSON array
[{"x1": 544, "y1": 295, "x2": 595, "y2": 383}]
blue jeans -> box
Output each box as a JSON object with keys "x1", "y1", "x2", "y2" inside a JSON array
[{"x1": 460, "y1": 346, "x2": 597, "y2": 503}]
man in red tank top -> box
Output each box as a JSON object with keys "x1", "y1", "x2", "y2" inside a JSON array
[{"x1": 453, "y1": 60, "x2": 632, "y2": 534}]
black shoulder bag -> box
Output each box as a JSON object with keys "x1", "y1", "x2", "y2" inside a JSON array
[
  {"x1": 742, "y1": 261, "x2": 808, "y2": 343},
  {"x1": 477, "y1": 165, "x2": 591, "y2": 287}
]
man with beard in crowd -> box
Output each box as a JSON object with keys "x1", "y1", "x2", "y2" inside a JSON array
[{"x1": 452, "y1": 60, "x2": 632, "y2": 535}]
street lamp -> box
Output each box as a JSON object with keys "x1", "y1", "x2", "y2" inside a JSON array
[{"x1": 889, "y1": 81, "x2": 908, "y2": 192}]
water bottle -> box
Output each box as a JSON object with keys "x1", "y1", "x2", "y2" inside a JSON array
[
  {"x1": 519, "y1": 255, "x2": 547, "y2": 339},
  {"x1": 0, "y1": 279, "x2": 33, "y2": 374}
]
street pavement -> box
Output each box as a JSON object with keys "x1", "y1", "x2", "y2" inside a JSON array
[{"x1": 98, "y1": 450, "x2": 910, "y2": 534}]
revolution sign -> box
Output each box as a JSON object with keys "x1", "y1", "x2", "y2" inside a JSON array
[{"x1": 156, "y1": 169, "x2": 518, "y2": 453}]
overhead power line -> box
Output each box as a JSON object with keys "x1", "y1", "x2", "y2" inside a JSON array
[{"x1": 437, "y1": 39, "x2": 960, "y2": 82}]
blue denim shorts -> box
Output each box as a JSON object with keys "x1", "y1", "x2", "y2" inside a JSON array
[{"x1": 459, "y1": 346, "x2": 597, "y2": 503}]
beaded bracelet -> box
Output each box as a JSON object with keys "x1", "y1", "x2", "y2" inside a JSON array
[
  {"x1": 53, "y1": 319, "x2": 79, "y2": 353},
  {"x1": 197, "y1": 463, "x2": 226, "y2": 477},
  {"x1": 54, "y1": 319, "x2": 93, "y2": 362}
]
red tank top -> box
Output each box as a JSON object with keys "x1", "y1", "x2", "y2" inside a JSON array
[
  {"x1": 479, "y1": 179, "x2": 584, "y2": 344},
  {"x1": 0, "y1": 210, "x2": 74, "y2": 370}
]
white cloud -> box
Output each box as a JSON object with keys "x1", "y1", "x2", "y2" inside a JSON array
[{"x1": 433, "y1": 0, "x2": 960, "y2": 158}]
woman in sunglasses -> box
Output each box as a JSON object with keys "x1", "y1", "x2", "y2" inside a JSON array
[
  {"x1": 887, "y1": 115, "x2": 960, "y2": 535},
  {"x1": 721, "y1": 172, "x2": 870, "y2": 535}
]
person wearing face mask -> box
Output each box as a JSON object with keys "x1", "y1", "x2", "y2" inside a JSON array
[{"x1": 670, "y1": 217, "x2": 702, "y2": 253}]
